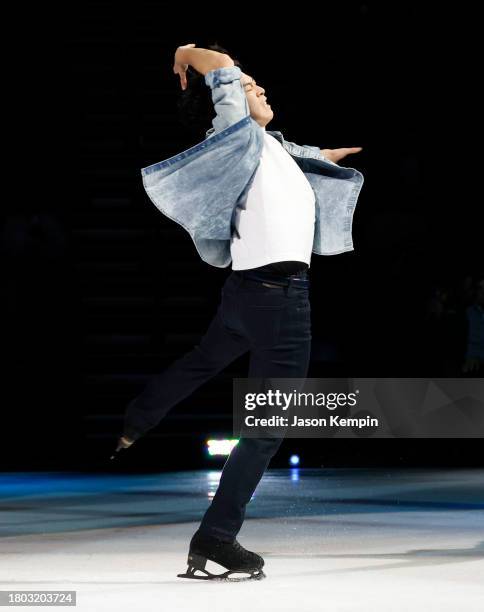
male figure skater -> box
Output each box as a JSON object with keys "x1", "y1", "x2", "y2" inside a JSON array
[{"x1": 112, "y1": 43, "x2": 364, "y2": 580}]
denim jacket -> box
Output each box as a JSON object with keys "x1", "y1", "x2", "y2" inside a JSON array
[{"x1": 141, "y1": 66, "x2": 364, "y2": 268}]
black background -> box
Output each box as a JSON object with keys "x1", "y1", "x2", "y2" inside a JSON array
[{"x1": 2, "y1": 2, "x2": 481, "y2": 472}]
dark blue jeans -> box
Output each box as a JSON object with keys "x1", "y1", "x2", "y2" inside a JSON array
[{"x1": 124, "y1": 269, "x2": 312, "y2": 541}]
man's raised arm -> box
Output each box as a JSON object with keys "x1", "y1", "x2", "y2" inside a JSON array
[
  {"x1": 173, "y1": 43, "x2": 250, "y2": 136},
  {"x1": 173, "y1": 43, "x2": 234, "y2": 89}
]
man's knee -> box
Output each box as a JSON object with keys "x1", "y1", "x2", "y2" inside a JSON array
[{"x1": 192, "y1": 344, "x2": 226, "y2": 373}]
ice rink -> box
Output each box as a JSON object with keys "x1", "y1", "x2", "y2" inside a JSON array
[{"x1": 1, "y1": 468, "x2": 483, "y2": 611}]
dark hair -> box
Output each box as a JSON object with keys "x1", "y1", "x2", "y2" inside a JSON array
[{"x1": 176, "y1": 43, "x2": 243, "y2": 135}]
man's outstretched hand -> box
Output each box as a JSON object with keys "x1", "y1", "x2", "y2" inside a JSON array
[{"x1": 320, "y1": 147, "x2": 363, "y2": 164}]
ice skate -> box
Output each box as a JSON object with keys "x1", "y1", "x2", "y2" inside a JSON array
[
  {"x1": 109, "y1": 435, "x2": 135, "y2": 460},
  {"x1": 177, "y1": 531, "x2": 266, "y2": 581}
]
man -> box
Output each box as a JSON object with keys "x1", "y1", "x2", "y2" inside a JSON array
[{"x1": 112, "y1": 44, "x2": 364, "y2": 580}]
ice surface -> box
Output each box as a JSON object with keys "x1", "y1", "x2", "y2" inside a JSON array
[{"x1": 1, "y1": 468, "x2": 483, "y2": 611}]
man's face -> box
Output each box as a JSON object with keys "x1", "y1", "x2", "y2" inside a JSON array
[{"x1": 241, "y1": 72, "x2": 274, "y2": 128}]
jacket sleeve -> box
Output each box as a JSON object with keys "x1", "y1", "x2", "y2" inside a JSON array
[
  {"x1": 282, "y1": 138, "x2": 339, "y2": 166},
  {"x1": 204, "y1": 66, "x2": 250, "y2": 135}
]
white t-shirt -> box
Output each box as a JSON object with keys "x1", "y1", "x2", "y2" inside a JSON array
[{"x1": 230, "y1": 129, "x2": 316, "y2": 270}]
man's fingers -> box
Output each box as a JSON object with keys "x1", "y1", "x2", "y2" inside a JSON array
[
  {"x1": 328, "y1": 147, "x2": 363, "y2": 161},
  {"x1": 173, "y1": 65, "x2": 188, "y2": 89}
]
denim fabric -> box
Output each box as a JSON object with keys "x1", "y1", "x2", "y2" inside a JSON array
[
  {"x1": 124, "y1": 270, "x2": 312, "y2": 538},
  {"x1": 141, "y1": 66, "x2": 364, "y2": 267}
]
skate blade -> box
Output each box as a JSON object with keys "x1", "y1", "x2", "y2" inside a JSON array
[{"x1": 177, "y1": 567, "x2": 266, "y2": 582}]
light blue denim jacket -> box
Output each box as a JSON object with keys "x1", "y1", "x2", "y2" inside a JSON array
[{"x1": 141, "y1": 66, "x2": 364, "y2": 268}]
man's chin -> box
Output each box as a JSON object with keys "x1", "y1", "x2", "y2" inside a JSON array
[{"x1": 264, "y1": 111, "x2": 274, "y2": 126}]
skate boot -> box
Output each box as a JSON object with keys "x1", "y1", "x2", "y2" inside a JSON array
[
  {"x1": 109, "y1": 435, "x2": 135, "y2": 460},
  {"x1": 177, "y1": 530, "x2": 266, "y2": 581}
]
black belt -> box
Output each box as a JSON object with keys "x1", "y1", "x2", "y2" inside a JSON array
[{"x1": 235, "y1": 268, "x2": 309, "y2": 289}]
